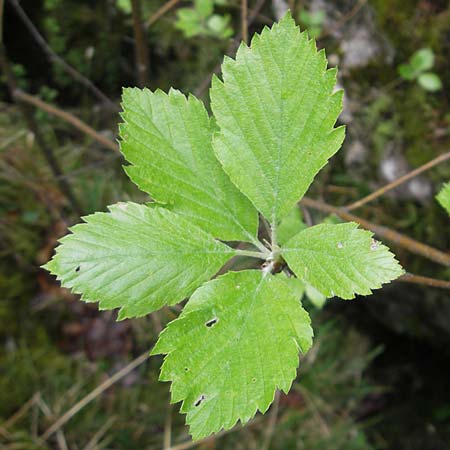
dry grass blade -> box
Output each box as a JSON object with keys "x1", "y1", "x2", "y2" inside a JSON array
[
  {"x1": 0, "y1": 393, "x2": 41, "y2": 434},
  {"x1": 40, "y1": 351, "x2": 150, "y2": 441},
  {"x1": 261, "y1": 391, "x2": 280, "y2": 450},
  {"x1": 159, "y1": 417, "x2": 262, "y2": 450},
  {"x1": 83, "y1": 416, "x2": 117, "y2": 450}
]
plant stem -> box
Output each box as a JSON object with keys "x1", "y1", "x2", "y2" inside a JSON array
[
  {"x1": 270, "y1": 216, "x2": 278, "y2": 250},
  {"x1": 235, "y1": 249, "x2": 269, "y2": 259},
  {"x1": 249, "y1": 236, "x2": 271, "y2": 254}
]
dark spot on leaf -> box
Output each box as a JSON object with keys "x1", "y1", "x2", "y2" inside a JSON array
[
  {"x1": 75, "y1": 266, "x2": 80, "y2": 272},
  {"x1": 205, "y1": 318, "x2": 218, "y2": 327},
  {"x1": 185, "y1": 367, "x2": 189, "y2": 372},
  {"x1": 194, "y1": 394, "x2": 205, "y2": 407},
  {"x1": 252, "y1": 378, "x2": 256, "y2": 383}
]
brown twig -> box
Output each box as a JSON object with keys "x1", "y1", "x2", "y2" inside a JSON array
[
  {"x1": 301, "y1": 197, "x2": 450, "y2": 267},
  {"x1": 345, "y1": 150, "x2": 450, "y2": 211},
  {"x1": 145, "y1": 0, "x2": 181, "y2": 28},
  {"x1": 241, "y1": 0, "x2": 248, "y2": 44},
  {"x1": 14, "y1": 90, "x2": 120, "y2": 153},
  {"x1": 398, "y1": 273, "x2": 450, "y2": 290},
  {"x1": 7, "y1": 0, "x2": 116, "y2": 109},
  {"x1": 40, "y1": 350, "x2": 150, "y2": 441},
  {"x1": 131, "y1": 0, "x2": 150, "y2": 87},
  {"x1": 0, "y1": 33, "x2": 83, "y2": 214}
]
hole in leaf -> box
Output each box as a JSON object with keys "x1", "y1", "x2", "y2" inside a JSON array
[
  {"x1": 194, "y1": 394, "x2": 205, "y2": 407},
  {"x1": 337, "y1": 242, "x2": 343, "y2": 249},
  {"x1": 205, "y1": 318, "x2": 218, "y2": 328},
  {"x1": 75, "y1": 266, "x2": 81, "y2": 272}
]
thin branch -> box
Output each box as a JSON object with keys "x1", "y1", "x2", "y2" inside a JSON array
[
  {"x1": 131, "y1": 0, "x2": 150, "y2": 87},
  {"x1": 241, "y1": 0, "x2": 248, "y2": 44},
  {"x1": 0, "y1": 44, "x2": 83, "y2": 214},
  {"x1": 301, "y1": 197, "x2": 450, "y2": 267},
  {"x1": 398, "y1": 273, "x2": 450, "y2": 290},
  {"x1": 7, "y1": 0, "x2": 116, "y2": 109},
  {"x1": 345, "y1": 150, "x2": 450, "y2": 211},
  {"x1": 14, "y1": 90, "x2": 120, "y2": 153},
  {"x1": 40, "y1": 350, "x2": 150, "y2": 441},
  {"x1": 145, "y1": 0, "x2": 181, "y2": 28}
]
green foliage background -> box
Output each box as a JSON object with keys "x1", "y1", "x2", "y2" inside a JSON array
[{"x1": 1, "y1": 0, "x2": 450, "y2": 449}]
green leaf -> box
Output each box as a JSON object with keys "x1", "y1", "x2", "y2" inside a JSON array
[
  {"x1": 175, "y1": 9, "x2": 203, "y2": 38},
  {"x1": 43, "y1": 202, "x2": 234, "y2": 319},
  {"x1": 277, "y1": 206, "x2": 307, "y2": 245},
  {"x1": 410, "y1": 48, "x2": 434, "y2": 73},
  {"x1": 120, "y1": 88, "x2": 258, "y2": 242},
  {"x1": 152, "y1": 270, "x2": 313, "y2": 440},
  {"x1": 299, "y1": 10, "x2": 326, "y2": 27},
  {"x1": 116, "y1": 0, "x2": 131, "y2": 14},
  {"x1": 287, "y1": 277, "x2": 327, "y2": 308},
  {"x1": 195, "y1": 0, "x2": 213, "y2": 18},
  {"x1": 305, "y1": 283, "x2": 327, "y2": 309},
  {"x1": 417, "y1": 72, "x2": 442, "y2": 92},
  {"x1": 282, "y1": 222, "x2": 403, "y2": 299},
  {"x1": 398, "y1": 63, "x2": 417, "y2": 80},
  {"x1": 207, "y1": 14, "x2": 233, "y2": 39},
  {"x1": 211, "y1": 12, "x2": 345, "y2": 230},
  {"x1": 437, "y1": 182, "x2": 450, "y2": 215}
]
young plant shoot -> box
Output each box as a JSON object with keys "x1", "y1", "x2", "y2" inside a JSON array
[{"x1": 44, "y1": 13, "x2": 403, "y2": 440}]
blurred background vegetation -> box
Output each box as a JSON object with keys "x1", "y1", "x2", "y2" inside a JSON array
[{"x1": 1, "y1": 0, "x2": 450, "y2": 449}]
